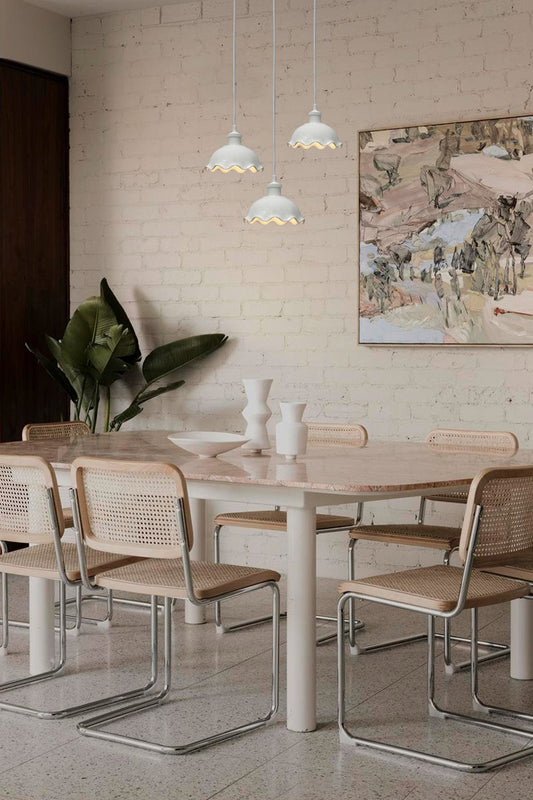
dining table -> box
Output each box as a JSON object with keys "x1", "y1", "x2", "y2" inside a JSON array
[{"x1": 1, "y1": 430, "x2": 532, "y2": 733}]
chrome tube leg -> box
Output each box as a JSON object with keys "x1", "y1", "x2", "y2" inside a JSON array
[
  {"x1": 270, "y1": 583, "x2": 280, "y2": 717},
  {"x1": 213, "y1": 525, "x2": 223, "y2": 630},
  {"x1": 337, "y1": 595, "x2": 347, "y2": 735},
  {"x1": 348, "y1": 538, "x2": 357, "y2": 649},
  {"x1": 162, "y1": 596, "x2": 172, "y2": 697},
  {"x1": 427, "y1": 616, "x2": 443, "y2": 718},
  {"x1": 471, "y1": 607, "x2": 479, "y2": 700},
  {"x1": 442, "y1": 550, "x2": 453, "y2": 674},
  {"x1": 1, "y1": 572, "x2": 8, "y2": 653},
  {"x1": 0, "y1": 542, "x2": 7, "y2": 652},
  {"x1": 418, "y1": 496, "x2": 427, "y2": 524},
  {"x1": 75, "y1": 585, "x2": 83, "y2": 631}
]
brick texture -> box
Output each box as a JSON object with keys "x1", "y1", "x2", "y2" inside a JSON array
[{"x1": 71, "y1": 0, "x2": 533, "y2": 578}]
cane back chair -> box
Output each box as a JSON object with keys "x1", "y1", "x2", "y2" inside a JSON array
[
  {"x1": 0, "y1": 454, "x2": 155, "y2": 719},
  {"x1": 70, "y1": 457, "x2": 280, "y2": 754},
  {"x1": 338, "y1": 465, "x2": 533, "y2": 773},
  {"x1": 22, "y1": 420, "x2": 165, "y2": 628},
  {"x1": 348, "y1": 428, "x2": 517, "y2": 672},
  {"x1": 213, "y1": 422, "x2": 368, "y2": 643},
  {"x1": 22, "y1": 420, "x2": 111, "y2": 630},
  {"x1": 22, "y1": 421, "x2": 91, "y2": 529},
  {"x1": 419, "y1": 428, "x2": 519, "y2": 517}
]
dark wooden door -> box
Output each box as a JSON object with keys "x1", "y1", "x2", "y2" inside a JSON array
[{"x1": 0, "y1": 60, "x2": 69, "y2": 442}]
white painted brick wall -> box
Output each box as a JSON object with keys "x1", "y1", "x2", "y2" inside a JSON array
[{"x1": 71, "y1": 0, "x2": 533, "y2": 579}]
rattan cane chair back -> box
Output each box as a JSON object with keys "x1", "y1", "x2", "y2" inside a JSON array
[
  {"x1": 72, "y1": 458, "x2": 193, "y2": 559},
  {"x1": 0, "y1": 455, "x2": 64, "y2": 544},
  {"x1": 307, "y1": 422, "x2": 368, "y2": 447},
  {"x1": 22, "y1": 421, "x2": 91, "y2": 442},
  {"x1": 460, "y1": 466, "x2": 533, "y2": 568},
  {"x1": 425, "y1": 428, "x2": 518, "y2": 456}
]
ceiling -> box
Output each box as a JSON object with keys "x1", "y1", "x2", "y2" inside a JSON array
[{"x1": 27, "y1": 0, "x2": 188, "y2": 16}]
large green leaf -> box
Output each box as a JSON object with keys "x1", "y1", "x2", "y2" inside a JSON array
[
  {"x1": 61, "y1": 296, "x2": 117, "y2": 371},
  {"x1": 100, "y1": 278, "x2": 141, "y2": 364},
  {"x1": 46, "y1": 334, "x2": 97, "y2": 410},
  {"x1": 137, "y1": 379, "x2": 185, "y2": 404},
  {"x1": 86, "y1": 324, "x2": 135, "y2": 387},
  {"x1": 25, "y1": 343, "x2": 78, "y2": 403},
  {"x1": 46, "y1": 334, "x2": 82, "y2": 390},
  {"x1": 142, "y1": 334, "x2": 227, "y2": 386}
]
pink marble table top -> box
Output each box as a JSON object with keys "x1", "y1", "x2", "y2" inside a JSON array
[{"x1": 0, "y1": 430, "x2": 532, "y2": 495}]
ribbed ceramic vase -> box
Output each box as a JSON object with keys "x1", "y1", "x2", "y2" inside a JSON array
[
  {"x1": 276, "y1": 402, "x2": 308, "y2": 460},
  {"x1": 242, "y1": 378, "x2": 273, "y2": 455}
]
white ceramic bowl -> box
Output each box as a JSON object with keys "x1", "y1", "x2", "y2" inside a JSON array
[{"x1": 167, "y1": 431, "x2": 250, "y2": 459}]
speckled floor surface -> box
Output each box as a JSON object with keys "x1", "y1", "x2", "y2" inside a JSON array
[{"x1": 0, "y1": 575, "x2": 532, "y2": 799}]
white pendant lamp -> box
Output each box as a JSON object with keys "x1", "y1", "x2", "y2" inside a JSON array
[
  {"x1": 206, "y1": 0, "x2": 262, "y2": 173},
  {"x1": 245, "y1": 0, "x2": 303, "y2": 225},
  {"x1": 288, "y1": 0, "x2": 342, "y2": 150}
]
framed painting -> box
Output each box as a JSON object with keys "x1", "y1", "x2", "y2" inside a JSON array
[{"x1": 358, "y1": 115, "x2": 533, "y2": 345}]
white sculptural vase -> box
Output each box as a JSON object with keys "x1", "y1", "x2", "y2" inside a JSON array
[
  {"x1": 276, "y1": 402, "x2": 308, "y2": 461},
  {"x1": 242, "y1": 378, "x2": 273, "y2": 455}
]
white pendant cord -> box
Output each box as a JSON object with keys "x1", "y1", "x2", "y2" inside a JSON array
[
  {"x1": 313, "y1": 0, "x2": 317, "y2": 111},
  {"x1": 272, "y1": 0, "x2": 277, "y2": 183},
  {"x1": 232, "y1": 0, "x2": 237, "y2": 132}
]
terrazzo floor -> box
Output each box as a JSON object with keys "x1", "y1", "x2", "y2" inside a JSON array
[{"x1": 0, "y1": 575, "x2": 532, "y2": 799}]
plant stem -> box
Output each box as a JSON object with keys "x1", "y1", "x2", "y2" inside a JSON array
[
  {"x1": 103, "y1": 386, "x2": 111, "y2": 433},
  {"x1": 91, "y1": 384, "x2": 100, "y2": 433}
]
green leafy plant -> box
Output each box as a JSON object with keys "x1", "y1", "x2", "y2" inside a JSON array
[{"x1": 27, "y1": 279, "x2": 227, "y2": 432}]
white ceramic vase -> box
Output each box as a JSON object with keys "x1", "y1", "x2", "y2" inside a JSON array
[
  {"x1": 242, "y1": 378, "x2": 273, "y2": 454},
  {"x1": 276, "y1": 402, "x2": 308, "y2": 460}
]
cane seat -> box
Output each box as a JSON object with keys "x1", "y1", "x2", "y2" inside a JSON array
[
  {"x1": 95, "y1": 558, "x2": 280, "y2": 601},
  {"x1": 214, "y1": 510, "x2": 356, "y2": 532},
  {"x1": 339, "y1": 565, "x2": 528, "y2": 613},
  {"x1": 0, "y1": 542, "x2": 139, "y2": 582},
  {"x1": 350, "y1": 523, "x2": 461, "y2": 551}
]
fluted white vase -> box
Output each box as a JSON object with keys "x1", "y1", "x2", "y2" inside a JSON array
[
  {"x1": 242, "y1": 378, "x2": 273, "y2": 455},
  {"x1": 276, "y1": 402, "x2": 308, "y2": 460}
]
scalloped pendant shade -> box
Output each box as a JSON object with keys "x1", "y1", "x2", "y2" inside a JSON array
[
  {"x1": 206, "y1": 0, "x2": 262, "y2": 174},
  {"x1": 207, "y1": 131, "x2": 262, "y2": 173},
  {"x1": 245, "y1": 181, "x2": 304, "y2": 225},
  {"x1": 289, "y1": 108, "x2": 342, "y2": 150},
  {"x1": 245, "y1": 0, "x2": 303, "y2": 226},
  {"x1": 288, "y1": 0, "x2": 341, "y2": 151}
]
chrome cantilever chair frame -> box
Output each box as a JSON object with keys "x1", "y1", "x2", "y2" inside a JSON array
[
  {"x1": 347, "y1": 535, "x2": 509, "y2": 672},
  {"x1": 347, "y1": 425, "x2": 517, "y2": 674},
  {"x1": 338, "y1": 491, "x2": 533, "y2": 773},
  {"x1": 0, "y1": 485, "x2": 159, "y2": 719},
  {"x1": 213, "y1": 421, "x2": 367, "y2": 644},
  {"x1": 76, "y1": 494, "x2": 280, "y2": 755},
  {"x1": 214, "y1": 506, "x2": 364, "y2": 645}
]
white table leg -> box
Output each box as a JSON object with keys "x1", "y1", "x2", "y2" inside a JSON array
[
  {"x1": 185, "y1": 496, "x2": 207, "y2": 624},
  {"x1": 286, "y1": 506, "x2": 317, "y2": 732},
  {"x1": 29, "y1": 577, "x2": 56, "y2": 674},
  {"x1": 510, "y1": 598, "x2": 533, "y2": 679}
]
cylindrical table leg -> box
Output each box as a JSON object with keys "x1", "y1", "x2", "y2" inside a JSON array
[
  {"x1": 185, "y1": 497, "x2": 206, "y2": 624},
  {"x1": 286, "y1": 506, "x2": 317, "y2": 732},
  {"x1": 29, "y1": 577, "x2": 56, "y2": 674},
  {"x1": 510, "y1": 598, "x2": 533, "y2": 680}
]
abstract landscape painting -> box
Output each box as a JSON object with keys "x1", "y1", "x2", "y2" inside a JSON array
[{"x1": 359, "y1": 116, "x2": 533, "y2": 344}]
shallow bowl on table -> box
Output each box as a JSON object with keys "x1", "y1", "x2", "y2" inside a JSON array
[{"x1": 167, "y1": 431, "x2": 250, "y2": 458}]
